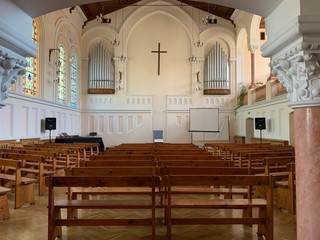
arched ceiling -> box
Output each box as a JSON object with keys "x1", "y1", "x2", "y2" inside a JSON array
[
  {"x1": 77, "y1": 1, "x2": 235, "y2": 24},
  {"x1": 13, "y1": 0, "x2": 282, "y2": 19}
]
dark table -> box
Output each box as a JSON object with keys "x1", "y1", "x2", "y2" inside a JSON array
[{"x1": 55, "y1": 137, "x2": 105, "y2": 152}]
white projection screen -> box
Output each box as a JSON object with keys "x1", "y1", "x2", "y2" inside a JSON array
[{"x1": 189, "y1": 108, "x2": 219, "y2": 132}]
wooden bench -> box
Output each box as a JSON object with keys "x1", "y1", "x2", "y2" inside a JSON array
[
  {"x1": 2, "y1": 148, "x2": 67, "y2": 174},
  {"x1": 253, "y1": 156, "x2": 295, "y2": 201},
  {"x1": 158, "y1": 160, "x2": 232, "y2": 167},
  {"x1": 1, "y1": 153, "x2": 55, "y2": 195},
  {"x1": 0, "y1": 158, "x2": 37, "y2": 208},
  {"x1": 65, "y1": 166, "x2": 160, "y2": 199},
  {"x1": 84, "y1": 160, "x2": 156, "y2": 167},
  {"x1": 161, "y1": 166, "x2": 251, "y2": 199},
  {"x1": 47, "y1": 175, "x2": 159, "y2": 240},
  {"x1": 163, "y1": 174, "x2": 274, "y2": 240},
  {"x1": 91, "y1": 154, "x2": 154, "y2": 161},
  {"x1": 156, "y1": 154, "x2": 221, "y2": 160},
  {"x1": 275, "y1": 162, "x2": 296, "y2": 214},
  {"x1": 0, "y1": 186, "x2": 11, "y2": 220}
]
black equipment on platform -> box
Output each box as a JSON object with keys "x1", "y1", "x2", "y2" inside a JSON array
[
  {"x1": 45, "y1": 117, "x2": 56, "y2": 130},
  {"x1": 255, "y1": 117, "x2": 266, "y2": 130}
]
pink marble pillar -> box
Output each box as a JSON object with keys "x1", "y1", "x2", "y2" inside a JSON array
[
  {"x1": 295, "y1": 107, "x2": 320, "y2": 240},
  {"x1": 250, "y1": 52, "x2": 256, "y2": 89}
]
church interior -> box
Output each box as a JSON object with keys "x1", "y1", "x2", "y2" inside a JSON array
[{"x1": 1, "y1": 0, "x2": 320, "y2": 239}]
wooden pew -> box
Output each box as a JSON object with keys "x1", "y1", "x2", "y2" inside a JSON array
[
  {"x1": 0, "y1": 140, "x2": 18, "y2": 149},
  {"x1": 2, "y1": 148, "x2": 69, "y2": 174},
  {"x1": 275, "y1": 163, "x2": 296, "y2": 214},
  {"x1": 253, "y1": 156, "x2": 295, "y2": 200},
  {"x1": 66, "y1": 166, "x2": 160, "y2": 199},
  {"x1": 163, "y1": 174, "x2": 274, "y2": 240},
  {"x1": 0, "y1": 186, "x2": 11, "y2": 220},
  {"x1": 239, "y1": 151, "x2": 294, "y2": 169},
  {"x1": 65, "y1": 166, "x2": 161, "y2": 218},
  {"x1": 91, "y1": 154, "x2": 154, "y2": 161},
  {"x1": 1, "y1": 153, "x2": 54, "y2": 195},
  {"x1": 18, "y1": 146, "x2": 81, "y2": 168},
  {"x1": 47, "y1": 175, "x2": 159, "y2": 240},
  {"x1": 0, "y1": 158, "x2": 37, "y2": 208},
  {"x1": 158, "y1": 160, "x2": 232, "y2": 167},
  {"x1": 156, "y1": 154, "x2": 221, "y2": 160},
  {"x1": 84, "y1": 160, "x2": 156, "y2": 167},
  {"x1": 161, "y1": 166, "x2": 251, "y2": 198}
]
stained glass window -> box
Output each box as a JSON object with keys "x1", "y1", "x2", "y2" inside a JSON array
[
  {"x1": 70, "y1": 52, "x2": 77, "y2": 108},
  {"x1": 57, "y1": 44, "x2": 66, "y2": 105},
  {"x1": 23, "y1": 19, "x2": 38, "y2": 96}
]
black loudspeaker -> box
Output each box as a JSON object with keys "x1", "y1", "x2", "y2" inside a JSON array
[
  {"x1": 255, "y1": 117, "x2": 266, "y2": 130},
  {"x1": 45, "y1": 117, "x2": 56, "y2": 130}
]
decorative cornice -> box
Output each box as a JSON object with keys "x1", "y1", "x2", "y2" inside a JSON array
[{"x1": 0, "y1": 47, "x2": 27, "y2": 108}]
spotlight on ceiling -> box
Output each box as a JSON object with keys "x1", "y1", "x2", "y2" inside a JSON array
[
  {"x1": 203, "y1": 15, "x2": 217, "y2": 25},
  {"x1": 96, "y1": 13, "x2": 111, "y2": 24}
]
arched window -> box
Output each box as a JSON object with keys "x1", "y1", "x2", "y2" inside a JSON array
[
  {"x1": 70, "y1": 52, "x2": 77, "y2": 108},
  {"x1": 57, "y1": 44, "x2": 66, "y2": 104},
  {"x1": 23, "y1": 19, "x2": 38, "y2": 96}
]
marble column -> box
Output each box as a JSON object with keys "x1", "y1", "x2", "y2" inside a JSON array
[
  {"x1": 271, "y1": 49, "x2": 320, "y2": 240},
  {"x1": 248, "y1": 44, "x2": 258, "y2": 90},
  {"x1": 294, "y1": 107, "x2": 320, "y2": 239},
  {"x1": 250, "y1": 52, "x2": 256, "y2": 89}
]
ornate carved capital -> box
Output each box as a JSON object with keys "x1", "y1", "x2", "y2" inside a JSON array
[
  {"x1": 0, "y1": 55, "x2": 26, "y2": 107},
  {"x1": 270, "y1": 49, "x2": 320, "y2": 108},
  {"x1": 113, "y1": 56, "x2": 128, "y2": 65}
]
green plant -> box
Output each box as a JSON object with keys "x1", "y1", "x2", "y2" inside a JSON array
[{"x1": 237, "y1": 82, "x2": 249, "y2": 108}]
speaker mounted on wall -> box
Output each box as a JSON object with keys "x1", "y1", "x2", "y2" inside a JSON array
[
  {"x1": 45, "y1": 117, "x2": 56, "y2": 130},
  {"x1": 255, "y1": 117, "x2": 266, "y2": 130}
]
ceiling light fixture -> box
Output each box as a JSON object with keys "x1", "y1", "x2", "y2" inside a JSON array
[
  {"x1": 203, "y1": 15, "x2": 217, "y2": 25},
  {"x1": 203, "y1": 4, "x2": 217, "y2": 25},
  {"x1": 96, "y1": 2, "x2": 111, "y2": 24}
]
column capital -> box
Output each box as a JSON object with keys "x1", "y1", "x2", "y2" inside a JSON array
[
  {"x1": 113, "y1": 56, "x2": 128, "y2": 65},
  {"x1": 270, "y1": 46, "x2": 320, "y2": 108},
  {"x1": 0, "y1": 48, "x2": 27, "y2": 108},
  {"x1": 248, "y1": 44, "x2": 259, "y2": 53}
]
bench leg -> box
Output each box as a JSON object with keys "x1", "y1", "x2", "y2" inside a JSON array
[
  {"x1": 38, "y1": 176, "x2": 47, "y2": 196},
  {"x1": 0, "y1": 194, "x2": 10, "y2": 220},
  {"x1": 257, "y1": 207, "x2": 274, "y2": 240},
  {"x1": 166, "y1": 206, "x2": 172, "y2": 240},
  {"x1": 15, "y1": 184, "x2": 35, "y2": 209},
  {"x1": 276, "y1": 187, "x2": 295, "y2": 214},
  {"x1": 48, "y1": 208, "x2": 62, "y2": 240}
]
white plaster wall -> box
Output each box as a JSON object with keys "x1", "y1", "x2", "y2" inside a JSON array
[
  {"x1": 256, "y1": 38, "x2": 270, "y2": 83},
  {"x1": 0, "y1": 93, "x2": 80, "y2": 140},
  {"x1": 235, "y1": 96, "x2": 293, "y2": 143}
]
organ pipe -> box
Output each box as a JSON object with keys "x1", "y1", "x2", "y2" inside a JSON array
[
  {"x1": 88, "y1": 42, "x2": 115, "y2": 89},
  {"x1": 204, "y1": 43, "x2": 229, "y2": 90}
]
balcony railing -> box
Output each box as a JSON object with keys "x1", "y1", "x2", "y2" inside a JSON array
[{"x1": 240, "y1": 79, "x2": 287, "y2": 107}]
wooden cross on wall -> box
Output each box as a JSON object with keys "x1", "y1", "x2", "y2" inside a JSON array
[{"x1": 151, "y1": 43, "x2": 167, "y2": 75}]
